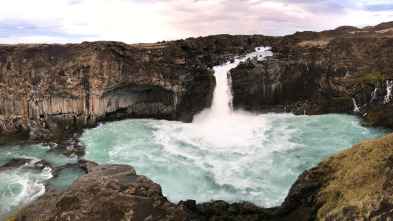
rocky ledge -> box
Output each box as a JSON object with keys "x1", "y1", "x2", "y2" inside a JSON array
[
  {"x1": 13, "y1": 132, "x2": 393, "y2": 221},
  {"x1": 230, "y1": 22, "x2": 393, "y2": 129},
  {"x1": 12, "y1": 163, "x2": 273, "y2": 221},
  {"x1": 0, "y1": 35, "x2": 274, "y2": 141}
]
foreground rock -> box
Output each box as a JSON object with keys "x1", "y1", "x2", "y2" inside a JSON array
[
  {"x1": 15, "y1": 133, "x2": 393, "y2": 220},
  {"x1": 0, "y1": 35, "x2": 274, "y2": 141},
  {"x1": 230, "y1": 22, "x2": 393, "y2": 128},
  {"x1": 16, "y1": 164, "x2": 187, "y2": 221}
]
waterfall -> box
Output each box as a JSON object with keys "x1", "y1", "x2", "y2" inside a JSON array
[
  {"x1": 384, "y1": 80, "x2": 393, "y2": 104},
  {"x1": 370, "y1": 81, "x2": 381, "y2": 104},
  {"x1": 352, "y1": 98, "x2": 360, "y2": 112},
  {"x1": 193, "y1": 47, "x2": 273, "y2": 123}
]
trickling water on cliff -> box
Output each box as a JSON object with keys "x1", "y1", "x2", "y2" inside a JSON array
[
  {"x1": 384, "y1": 80, "x2": 393, "y2": 104},
  {"x1": 352, "y1": 98, "x2": 360, "y2": 112}
]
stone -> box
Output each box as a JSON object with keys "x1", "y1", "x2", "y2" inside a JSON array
[{"x1": 16, "y1": 164, "x2": 187, "y2": 221}]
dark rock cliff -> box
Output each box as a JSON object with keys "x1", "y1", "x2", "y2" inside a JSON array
[
  {"x1": 230, "y1": 22, "x2": 393, "y2": 128},
  {"x1": 0, "y1": 35, "x2": 275, "y2": 141}
]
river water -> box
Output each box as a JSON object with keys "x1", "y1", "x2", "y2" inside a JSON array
[{"x1": 0, "y1": 47, "x2": 390, "y2": 220}]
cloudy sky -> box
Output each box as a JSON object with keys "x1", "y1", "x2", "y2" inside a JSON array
[{"x1": 0, "y1": 0, "x2": 393, "y2": 44}]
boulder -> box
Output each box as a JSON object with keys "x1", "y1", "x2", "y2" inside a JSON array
[{"x1": 16, "y1": 164, "x2": 187, "y2": 221}]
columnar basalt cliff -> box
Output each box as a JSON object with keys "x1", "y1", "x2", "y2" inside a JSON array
[
  {"x1": 0, "y1": 35, "x2": 275, "y2": 141},
  {"x1": 230, "y1": 22, "x2": 393, "y2": 128}
]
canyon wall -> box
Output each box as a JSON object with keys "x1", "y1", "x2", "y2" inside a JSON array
[
  {"x1": 230, "y1": 22, "x2": 393, "y2": 128},
  {"x1": 0, "y1": 35, "x2": 275, "y2": 140}
]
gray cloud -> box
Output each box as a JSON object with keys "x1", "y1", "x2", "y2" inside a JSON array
[
  {"x1": 365, "y1": 4, "x2": 393, "y2": 12},
  {"x1": 67, "y1": 0, "x2": 83, "y2": 5},
  {"x1": 0, "y1": 19, "x2": 96, "y2": 40},
  {"x1": 163, "y1": 0, "x2": 343, "y2": 38}
]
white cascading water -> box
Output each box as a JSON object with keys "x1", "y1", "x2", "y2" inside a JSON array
[
  {"x1": 384, "y1": 80, "x2": 393, "y2": 104},
  {"x1": 352, "y1": 98, "x2": 360, "y2": 112},
  {"x1": 370, "y1": 81, "x2": 381, "y2": 104},
  {"x1": 190, "y1": 48, "x2": 273, "y2": 148}
]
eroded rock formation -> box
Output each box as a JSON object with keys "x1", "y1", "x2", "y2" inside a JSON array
[
  {"x1": 0, "y1": 35, "x2": 274, "y2": 141},
  {"x1": 230, "y1": 22, "x2": 393, "y2": 128}
]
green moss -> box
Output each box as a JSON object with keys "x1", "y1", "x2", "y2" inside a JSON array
[
  {"x1": 350, "y1": 72, "x2": 391, "y2": 85},
  {"x1": 332, "y1": 97, "x2": 348, "y2": 101},
  {"x1": 7, "y1": 206, "x2": 31, "y2": 221},
  {"x1": 316, "y1": 134, "x2": 393, "y2": 220}
]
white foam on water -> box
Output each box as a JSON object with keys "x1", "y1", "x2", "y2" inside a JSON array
[
  {"x1": 82, "y1": 113, "x2": 389, "y2": 207},
  {"x1": 0, "y1": 143, "x2": 81, "y2": 219},
  {"x1": 0, "y1": 167, "x2": 52, "y2": 220}
]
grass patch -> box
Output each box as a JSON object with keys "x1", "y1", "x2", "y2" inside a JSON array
[
  {"x1": 316, "y1": 134, "x2": 393, "y2": 220},
  {"x1": 348, "y1": 72, "x2": 391, "y2": 85}
]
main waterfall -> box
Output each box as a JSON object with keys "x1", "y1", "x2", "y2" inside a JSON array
[
  {"x1": 190, "y1": 48, "x2": 273, "y2": 146},
  {"x1": 194, "y1": 47, "x2": 271, "y2": 120}
]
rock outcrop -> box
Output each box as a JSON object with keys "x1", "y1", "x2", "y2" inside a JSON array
[
  {"x1": 230, "y1": 22, "x2": 393, "y2": 128},
  {"x1": 0, "y1": 35, "x2": 275, "y2": 141},
  {"x1": 15, "y1": 133, "x2": 393, "y2": 220},
  {"x1": 15, "y1": 164, "x2": 187, "y2": 221},
  {"x1": 274, "y1": 131, "x2": 393, "y2": 220}
]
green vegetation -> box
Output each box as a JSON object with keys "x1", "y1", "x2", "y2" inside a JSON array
[
  {"x1": 350, "y1": 72, "x2": 391, "y2": 85},
  {"x1": 316, "y1": 133, "x2": 393, "y2": 220}
]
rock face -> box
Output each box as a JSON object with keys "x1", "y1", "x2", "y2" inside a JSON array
[
  {"x1": 230, "y1": 22, "x2": 393, "y2": 128},
  {"x1": 0, "y1": 35, "x2": 275, "y2": 141}
]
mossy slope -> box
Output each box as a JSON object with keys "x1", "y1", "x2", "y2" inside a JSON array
[{"x1": 276, "y1": 132, "x2": 393, "y2": 220}]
